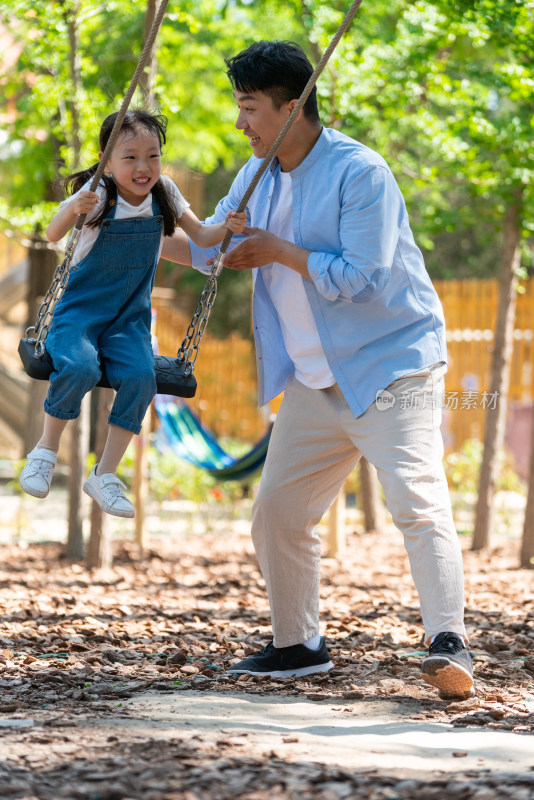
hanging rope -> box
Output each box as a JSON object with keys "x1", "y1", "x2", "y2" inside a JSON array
[
  {"x1": 76, "y1": 0, "x2": 170, "y2": 227},
  {"x1": 176, "y1": 0, "x2": 364, "y2": 375},
  {"x1": 221, "y1": 0, "x2": 363, "y2": 256},
  {"x1": 26, "y1": 0, "x2": 169, "y2": 358}
]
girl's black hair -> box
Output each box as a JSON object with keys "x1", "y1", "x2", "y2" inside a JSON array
[
  {"x1": 225, "y1": 40, "x2": 319, "y2": 122},
  {"x1": 64, "y1": 110, "x2": 180, "y2": 237}
]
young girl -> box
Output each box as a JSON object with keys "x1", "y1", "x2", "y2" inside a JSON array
[{"x1": 20, "y1": 109, "x2": 246, "y2": 518}]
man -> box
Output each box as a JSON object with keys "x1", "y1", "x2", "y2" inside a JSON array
[{"x1": 162, "y1": 40, "x2": 473, "y2": 698}]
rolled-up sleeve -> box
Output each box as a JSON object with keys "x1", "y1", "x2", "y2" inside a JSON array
[{"x1": 307, "y1": 166, "x2": 404, "y2": 303}]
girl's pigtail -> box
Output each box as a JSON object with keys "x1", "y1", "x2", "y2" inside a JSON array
[
  {"x1": 64, "y1": 163, "x2": 99, "y2": 196},
  {"x1": 152, "y1": 178, "x2": 180, "y2": 237}
]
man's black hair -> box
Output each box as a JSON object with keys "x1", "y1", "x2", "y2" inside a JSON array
[{"x1": 226, "y1": 41, "x2": 320, "y2": 122}]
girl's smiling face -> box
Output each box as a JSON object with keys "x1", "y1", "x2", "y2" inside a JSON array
[{"x1": 101, "y1": 127, "x2": 162, "y2": 206}]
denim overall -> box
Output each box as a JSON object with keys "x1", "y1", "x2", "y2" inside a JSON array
[{"x1": 44, "y1": 198, "x2": 162, "y2": 435}]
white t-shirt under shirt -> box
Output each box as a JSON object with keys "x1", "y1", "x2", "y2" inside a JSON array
[
  {"x1": 60, "y1": 174, "x2": 189, "y2": 266},
  {"x1": 263, "y1": 170, "x2": 335, "y2": 390}
]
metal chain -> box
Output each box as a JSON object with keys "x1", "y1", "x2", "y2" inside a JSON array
[
  {"x1": 176, "y1": 0, "x2": 363, "y2": 374},
  {"x1": 176, "y1": 253, "x2": 224, "y2": 374},
  {"x1": 27, "y1": 0, "x2": 169, "y2": 358},
  {"x1": 25, "y1": 227, "x2": 81, "y2": 355}
]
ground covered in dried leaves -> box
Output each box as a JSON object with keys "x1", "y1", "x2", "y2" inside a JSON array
[{"x1": 1, "y1": 518, "x2": 534, "y2": 799}]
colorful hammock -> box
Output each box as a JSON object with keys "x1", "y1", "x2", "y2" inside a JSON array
[{"x1": 154, "y1": 397, "x2": 271, "y2": 481}]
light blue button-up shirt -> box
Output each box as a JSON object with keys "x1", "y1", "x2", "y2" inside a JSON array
[{"x1": 189, "y1": 127, "x2": 447, "y2": 418}]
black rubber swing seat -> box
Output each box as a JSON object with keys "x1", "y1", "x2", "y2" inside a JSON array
[{"x1": 18, "y1": 337, "x2": 197, "y2": 398}]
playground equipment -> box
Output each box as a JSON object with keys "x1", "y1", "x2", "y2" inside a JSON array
[
  {"x1": 155, "y1": 396, "x2": 271, "y2": 481},
  {"x1": 17, "y1": 0, "x2": 199, "y2": 399},
  {"x1": 0, "y1": 363, "x2": 28, "y2": 443},
  {"x1": 18, "y1": 0, "x2": 363, "y2": 401}
]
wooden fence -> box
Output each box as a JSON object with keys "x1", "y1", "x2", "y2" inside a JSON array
[
  {"x1": 153, "y1": 279, "x2": 534, "y2": 459},
  {"x1": 435, "y1": 279, "x2": 534, "y2": 461}
]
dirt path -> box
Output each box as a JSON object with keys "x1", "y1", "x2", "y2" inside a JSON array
[{"x1": 0, "y1": 491, "x2": 533, "y2": 798}]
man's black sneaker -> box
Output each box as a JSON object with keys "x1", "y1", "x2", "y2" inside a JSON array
[
  {"x1": 227, "y1": 638, "x2": 333, "y2": 678},
  {"x1": 421, "y1": 631, "x2": 474, "y2": 698}
]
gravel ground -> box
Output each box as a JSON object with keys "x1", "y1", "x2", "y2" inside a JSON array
[{"x1": 0, "y1": 488, "x2": 533, "y2": 798}]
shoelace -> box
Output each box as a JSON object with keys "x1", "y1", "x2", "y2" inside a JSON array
[
  {"x1": 429, "y1": 632, "x2": 464, "y2": 654},
  {"x1": 28, "y1": 456, "x2": 54, "y2": 475},
  {"x1": 100, "y1": 476, "x2": 128, "y2": 502}
]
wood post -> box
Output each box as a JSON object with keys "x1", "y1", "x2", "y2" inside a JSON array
[
  {"x1": 520, "y1": 404, "x2": 534, "y2": 568},
  {"x1": 86, "y1": 387, "x2": 114, "y2": 570},
  {"x1": 65, "y1": 395, "x2": 90, "y2": 561},
  {"x1": 133, "y1": 414, "x2": 150, "y2": 553},
  {"x1": 360, "y1": 457, "x2": 385, "y2": 532},
  {"x1": 472, "y1": 189, "x2": 523, "y2": 550},
  {"x1": 327, "y1": 490, "x2": 346, "y2": 558}
]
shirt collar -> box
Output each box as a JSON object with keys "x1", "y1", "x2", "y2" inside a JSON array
[{"x1": 268, "y1": 127, "x2": 328, "y2": 178}]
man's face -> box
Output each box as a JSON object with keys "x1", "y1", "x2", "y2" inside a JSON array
[{"x1": 234, "y1": 89, "x2": 294, "y2": 160}]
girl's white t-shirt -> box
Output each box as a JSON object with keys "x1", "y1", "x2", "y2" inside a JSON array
[
  {"x1": 59, "y1": 174, "x2": 189, "y2": 265},
  {"x1": 262, "y1": 170, "x2": 335, "y2": 390}
]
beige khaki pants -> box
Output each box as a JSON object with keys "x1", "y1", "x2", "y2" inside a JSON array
[{"x1": 252, "y1": 365, "x2": 466, "y2": 648}]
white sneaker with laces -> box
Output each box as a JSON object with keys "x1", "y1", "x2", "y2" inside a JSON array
[
  {"x1": 83, "y1": 465, "x2": 135, "y2": 518},
  {"x1": 19, "y1": 446, "x2": 58, "y2": 498}
]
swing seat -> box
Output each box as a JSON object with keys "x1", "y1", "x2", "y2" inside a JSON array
[
  {"x1": 17, "y1": 337, "x2": 197, "y2": 398},
  {"x1": 155, "y1": 396, "x2": 271, "y2": 481}
]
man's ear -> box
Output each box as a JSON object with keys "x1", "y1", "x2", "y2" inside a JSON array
[{"x1": 288, "y1": 98, "x2": 302, "y2": 121}]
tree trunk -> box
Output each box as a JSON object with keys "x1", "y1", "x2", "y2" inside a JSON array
[
  {"x1": 26, "y1": 235, "x2": 57, "y2": 332},
  {"x1": 66, "y1": 2, "x2": 82, "y2": 167},
  {"x1": 327, "y1": 490, "x2": 346, "y2": 558},
  {"x1": 139, "y1": 0, "x2": 157, "y2": 105},
  {"x1": 64, "y1": 0, "x2": 88, "y2": 558},
  {"x1": 360, "y1": 458, "x2": 385, "y2": 532},
  {"x1": 86, "y1": 388, "x2": 114, "y2": 570},
  {"x1": 300, "y1": 2, "x2": 341, "y2": 129},
  {"x1": 133, "y1": 416, "x2": 150, "y2": 554},
  {"x1": 65, "y1": 396, "x2": 90, "y2": 561},
  {"x1": 23, "y1": 238, "x2": 58, "y2": 457},
  {"x1": 520, "y1": 406, "x2": 534, "y2": 568},
  {"x1": 471, "y1": 188, "x2": 523, "y2": 551}
]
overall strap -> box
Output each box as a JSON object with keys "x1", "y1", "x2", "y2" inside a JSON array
[{"x1": 104, "y1": 195, "x2": 118, "y2": 220}]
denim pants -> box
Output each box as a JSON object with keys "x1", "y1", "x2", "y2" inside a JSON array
[
  {"x1": 44, "y1": 200, "x2": 162, "y2": 435},
  {"x1": 252, "y1": 364, "x2": 466, "y2": 648}
]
